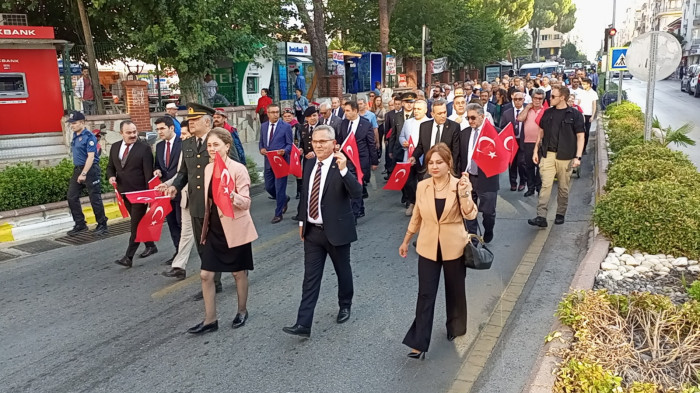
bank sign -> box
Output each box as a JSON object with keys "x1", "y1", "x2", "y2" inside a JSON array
[
  {"x1": 0, "y1": 26, "x2": 55, "y2": 39},
  {"x1": 286, "y1": 42, "x2": 311, "y2": 56}
]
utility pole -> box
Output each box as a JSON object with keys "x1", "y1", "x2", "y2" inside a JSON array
[
  {"x1": 421, "y1": 25, "x2": 427, "y2": 89},
  {"x1": 76, "y1": 0, "x2": 105, "y2": 115}
]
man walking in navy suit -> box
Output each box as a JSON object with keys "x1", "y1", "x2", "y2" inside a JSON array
[
  {"x1": 154, "y1": 116, "x2": 182, "y2": 264},
  {"x1": 336, "y1": 101, "x2": 378, "y2": 219},
  {"x1": 259, "y1": 103, "x2": 293, "y2": 223}
]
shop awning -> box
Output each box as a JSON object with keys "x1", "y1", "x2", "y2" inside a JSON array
[
  {"x1": 327, "y1": 50, "x2": 362, "y2": 59},
  {"x1": 288, "y1": 56, "x2": 313, "y2": 63}
]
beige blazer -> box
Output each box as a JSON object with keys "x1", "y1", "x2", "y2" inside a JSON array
[
  {"x1": 201, "y1": 156, "x2": 258, "y2": 248},
  {"x1": 407, "y1": 176, "x2": 478, "y2": 261}
]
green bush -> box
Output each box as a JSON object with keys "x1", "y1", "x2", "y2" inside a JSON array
[
  {"x1": 605, "y1": 158, "x2": 700, "y2": 191},
  {"x1": 594, "y1": 179, "x2": 700, "y2": 259},
  {"x1": 245, "y1": 157, "x2": 260, "y2": 185},
  {"x1": 607, "y1": 115, "x2": 645, "y2": 153},
  {"x1": 605, "y1": 101, "x2": 644, "y2": 121}
]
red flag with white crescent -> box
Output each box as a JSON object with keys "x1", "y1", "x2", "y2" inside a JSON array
[
  {"x1": 340, "y1": 131, "x2": 364, "y2": 184},
  {"x1": 148, "y1": 176, "x2": 161, "y2": 189},
  {"x1": 407, "y1": 135, "x2": 415, "y2": 159},
  {"x1": 135, "y1": 196, "x2": 172, "y2": 242},
  {"x1": 289, "y1": 144, "x2": 303, "y2": 178},
  {"x1": 473, "y1": 120, "x2": 510, "y2": 178},
  {"x1": 383, "y1": 162, "x2": 412, "y2": 191},
  {"x1": 124, "y1": 189, "x2": 160, "y2": 204},
  {"x1": 498, "y1": 123, "x2": 519, "y2": 164},
  {"x1": 212, "y1": 153, "x2": 235, "y2": 218},
  {"x1": 112, "y1": 183, "x2": 129, "y2": 218},
  {"x1": 266, "y1": 151, "x2": 290, "y2": 179}
]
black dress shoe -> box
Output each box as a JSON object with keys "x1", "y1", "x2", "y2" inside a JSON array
[
  {"x1": 518, "y1": 185, "x2": 526, "y2": 191},
  {"x1": 187, "y1": 320, "x2": 218, "y2": 334},
  {"x1": 483, "y1": 231, "x2": 494, "y2": 244},
  {"x1": 384, "y1": 174, "x2": 390, "y2": 181},
  {"x1": 92, "y1": 223, "x2": 109, "y2": 237},
  {"x1": 192, "y1": 285, "x2": 223, "y2": 301},
  {"x1": 164, "y1": 257, "x2": 174, "y2": 265},
  {"x1": 337, "y1": 307, "x2": 351, "y2": 324},
  {"x1": 510, "y1": 186, "x2": 517, "y2": 191},
  {"x1": 528, "y1": 216, "x2": 548, "y2": 228},
  {"x1": 114, "y1": 256, "x2": 133, "y2": 268},
  {"x1": 554, "y1": 214, "x2": 565, "y2": 225},
  {"x1": 282, "y1": 324, "x2": 311, "y2": 338},
  {"x1": 447, "y1": 334, "x2": 456, "y2": 342},
  {"x1": 295, "y1": 191, "x2": 301, "y2": 200},
  {"x1": 162, "y1": 267, "x2": 186, "y2": 280},
  {"x1": 139, "y1": 246, "x2": 158, "y2": 258},
  {"x1": 282, "y1": 195, "x2": 290, "y2": 214},
  {"x1": 407, "y1": 351, "x2": 425, "y2": 360},
  {"x1": 524, "y1": 189, "x2": 535, "y2": 197},
  {"x1": 268, "y1": 195, "x2": 275, "y2": 200},
  {"x1": 362, "y1": 192, "x2": 369, "y2": 199},
  {"x1": 67, "y1": 224, "x2": 88, "y2": 236},
  {"x1": 271, "y1": 216, "x2": 283, "y2": 224},
  {"x1": 231, "y1": 312, "x2": 248, "y2": 329}
]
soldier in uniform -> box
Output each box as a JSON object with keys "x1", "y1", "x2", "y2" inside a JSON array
[
  {"x1": 163, "y1": 103, "x2": 223, "y2": 299},
  {"x1": 291, "y1": 106, "x2": 317, "y2": 221}
]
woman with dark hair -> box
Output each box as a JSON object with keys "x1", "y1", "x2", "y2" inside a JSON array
[
  {"x1": 493, "y1": 88, "x2": 510, "y2": 126},
  {"x1": 255, "y1": 88, "x2": 273, "y2": 124},
  {"x1": 399, "y1": 143, "x2": 477, "y2": 359},
  {"x1": 372, "y1": 95, "x2": 386, "y2": 160},
  {"x1": 293, "y1": 88, "x2": 309, "y2": 125}
]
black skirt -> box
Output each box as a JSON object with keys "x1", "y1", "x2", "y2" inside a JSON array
[{"x1": 201, "y1": 201, "x2": 254, "y2": 273}]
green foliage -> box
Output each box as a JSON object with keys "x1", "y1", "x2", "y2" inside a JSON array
[
  {"x1": 594, "y1": 179, "x2": 700, "y2": 259},
  {"x1": 607, "y1": 116, "x2": 645, "y2": 154},
  {"x1": 687, "y1": 281, "x2": 700, "y2": 303},
  {"x1": 605, "y1": 157, "x2": 700, "y2": 190},
  {"x1": 557, "y1": 290, "x2": 586, "y2": 326},
  {"x1": 658, "y1": 122, "x2": 697, "y2": 149},
  {"x1": 612, "y1": 143, "x2": 693, "y2": 166},
  {"x1": 554, "y1": 358, "x2": 623, "y2": 393},
  {"x1": 627, "y1": 381, "x2": 661, "y2": 393},
  {"x1": 245, "y1": 158, "x2": 260, "y2": 185},
  {"x1": 605, "y1": 101, "x2": 644, "y2": 121},
  {"x1": 561, "y1": 42, "x2": 587, "y2": 63}
]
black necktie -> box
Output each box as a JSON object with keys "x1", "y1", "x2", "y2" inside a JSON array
[
  {"x1": 196, "y1": 138, "x2": 202, "y2": 150},
  {"x1": 434, "y1": 124, "x2": 442, "y2": 146},
  {"x1": 269, "y1": 123, "x2": 275, "y2": 145},
  {"x1": 347, "y1": 121, "x2": 353, "y2": 136},
  {"x1": 515, "y1": 109, "x2": 521, "y2": 137}
]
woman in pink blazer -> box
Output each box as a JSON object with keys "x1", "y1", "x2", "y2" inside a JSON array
[{"x1": 188, "y1": 127, "x2": 259, "y2": 335}]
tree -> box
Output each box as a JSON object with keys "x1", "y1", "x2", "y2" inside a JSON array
[
  {"x1": 378, "y1": 0, "x2": 400, "y2": 84},
  {"x1": 291, "y1": 0, "x2": 329, "y2": 96},
  {"x1": 483, "y1": 0, "x2": 535, "y2": 30},
  {"x1": 560, "y1": 42, "x2": 587, "y2": 63},
  {"x1": 528, "y1": 0, "x2": 577, "y2": 60}
]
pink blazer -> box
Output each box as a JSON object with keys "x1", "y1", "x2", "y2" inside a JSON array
[{"x1": 201, "y1": 156, "x2": 258, "y2": 248}]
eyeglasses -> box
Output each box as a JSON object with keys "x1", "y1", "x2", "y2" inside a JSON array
[
  {"x1": 467, "y1": 116, "x2": 479, "y2": 121},
  {"x1": 312, "y1": 139, "x2": 334, "y2": 145},
  {"x1": 513, "y1": 98, "x2": 524, "y2": 101},
  {"x1": 551, "y1": 94, "x2": 561, "y2": 98}
]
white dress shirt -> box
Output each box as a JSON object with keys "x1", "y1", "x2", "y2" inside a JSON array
[
  {"x1": 429, "y1": 121, "x2": 446, "y2": 147},
  {"x1": 399, "y1": 117, "x2": 430, "y2": 162},
  {"x1": 466, "y1": 121, "x2": 484, "y2": 174},
  {"x1": 512, "y1": 106, "x2": 524, "y2": 138},
  {"x1": 303, "y1": 155, "x2": 348, "y2": 225},
  {"x1": 118, "y1": 141, "x2": 132, "y2": 160},
  {"x1": 448, "y1": 112, "x2": 469, "y2": 130},
  {"x1": 345, "y1": 118, "x2": 359, "y2": 135}
]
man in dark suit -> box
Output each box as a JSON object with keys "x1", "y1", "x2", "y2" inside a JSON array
[
  {"x1": 107, "y1": 120, "x2": 157, "y2": 268},
  {"x1": 499, "y1": 91, "x2": 527, "y2": 191},
  {"x1": 153, "y1": 116, "x2": 182, "y2": 266},
  {"x1": 410, "y1": 99, "x2": 461, "y2": 174},
  {"x1": 283, "y1": 125, "x2": 363, "y2": 338},
  {"x1": 164, "y1": 103, "x2": 223, "y2": 296},
  {"x1": 331, "y1": 96, "x2": 344, "y2": 119},
  {"x1": 386, "y1": 92, "x2": 415, "y2": 181},
  {"x1": 381, "y1": 94, "x2": 401, "y2": 175},
  {"x1": 259, "y1": 103, "x2": 293, "y2": 223},
  {"x1": 336, "y1": 101, "x2": 378, "y2": 218},
  {"x1": 459, "y1": 103, "x2": 500, "y2": 244},
  {"x1": 318, "y1": 102, "x2": 342, "y2": 131},
  {"x1": 480, "y1": 90, "x2": 497, "y2": 121}
]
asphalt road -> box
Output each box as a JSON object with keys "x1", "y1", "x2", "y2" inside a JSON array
[{"x1": 2, "y1": 161, "x2": 556, "y2": 393}]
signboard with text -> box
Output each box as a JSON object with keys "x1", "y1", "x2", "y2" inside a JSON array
[
  {"x1": 0, "y1": 26, "x2": 55, "y2": 39},
  {"x1": 286, "y1": 42, "x2": 311, "y2": 56},
  {"x1": 386, "y1": 56, "x2": 396, "y2": 75}
]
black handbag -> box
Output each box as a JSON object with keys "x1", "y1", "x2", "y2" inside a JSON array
[{"x1": 456, "y1": 192, "x2": 494, "y2": 270}]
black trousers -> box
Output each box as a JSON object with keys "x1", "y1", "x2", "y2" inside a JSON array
[
  {"x1": 466, "y1": 175, "x2": 497, "y2": 235},
  {"x1": 191, "y1": 216, "x2": 221, "y2": 286},
  {"x1": 351, "y1": 163, "x2": 370, "y2": 216},
  {"x1": 509, "y1": 146, "x2": 527, "y2": 188},
  {"x1": 124, "y1": 200, "x2": 155, "y2": 259},
  {"x1": 165, "y1": 199, "x2": 181, "y2": 250},
  {"x1": 296, "y1": 225, "x2": 353, "y2": 328},
  {"x1": 403, "y1": 250, "x2": 467, "y2": 352},
  {"x1": 401, "y1": 165, "x2": 420, "y2": 205},
  {"x1": 523, "y1": 143, "x2": 542, "y2": 192},
  {"x1": 67, "y1": 165, "x2": 107, "y2": 227},
  {"x1": 583, "y1": 115, "x2": 592, "y2": 154},
  {"x1": 377, "y1": 123, "x2": 385, "y2": 161}
]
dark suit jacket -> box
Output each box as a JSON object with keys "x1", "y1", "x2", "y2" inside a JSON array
[
  {"x1": 389, "y1": 109, "x2": 412, "y2": 159},
  {"x1": 106, "y1": 140, "x2": 154, "y2": 194},
  {"x1": 172, "y1": 134, "x2": 212, "y2": 218},
  {"x1": 336, "y1": 117, "x2": 378, "y2": 168},
  {"x1": 259, "y1": 120, "x2": 293, "y2": 168},
  {"x1": 332, "y1": 106, "x2": 344, "y2": 119},
  {"x1": 300, "y1": 157, "x2": 363, "y2": 246},
  {"x1": 411, "y1": 119, "x2": 461, "y2": 174},
  {"x1": 299, "y1": 122, "x2": 317, "y2": 156},
  {"x1": 154, "y1": 137, "x2": 182, "y2": 182},
  {"x1": 460, "y1": 126, "x2": 500, "y2": 192},
  {"x1": 320, "y1": 114, "x2": 342, "y2": 133},
  {"x1": 499, "y1": 106, "x2": 525, "y2": 144}
]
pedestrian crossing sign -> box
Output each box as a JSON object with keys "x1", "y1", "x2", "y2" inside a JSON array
[{"x1": 609, "y1": 47, "x2": 628, "y2": 71}]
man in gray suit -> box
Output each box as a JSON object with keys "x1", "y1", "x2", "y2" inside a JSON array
[{"x1": 319, "y1": 102, "x2": 342, "y2": 132}]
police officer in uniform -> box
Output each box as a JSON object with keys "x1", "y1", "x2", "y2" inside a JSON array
[
  {"x1": 163, "y1": 103, "x2": 223, "y2": 299},
  {"x1": 66, "y1": 111, "x2": 108, "y2": 236}
]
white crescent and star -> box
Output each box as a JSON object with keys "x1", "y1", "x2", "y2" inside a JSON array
[
  {"x1": 394, "y1": 169, "x2": 407, "y2": 182},
  {"x1": 475, "y1": 136, "x2": 496, "y2": 154},
  {"x1": 150, "y1": 206, "x2": 165, "y2": 226},
  {"x1": 272, "y1": 155, "x2": 285, "y2": 167},
  {"x1": 503, "y1": 136, "x2": 514, "y2": 151},
  {"x1": 137, "y1": 196, "x2": 154, "y2": 201}
]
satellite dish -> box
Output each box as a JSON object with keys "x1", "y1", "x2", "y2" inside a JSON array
[{"x1": 626, "y1": 31, "x2": 682, "y2": 81}]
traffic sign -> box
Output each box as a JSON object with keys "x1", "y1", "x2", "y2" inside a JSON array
[{"x1": 609, "y1": 47, "x2": 628, "y2": 71}]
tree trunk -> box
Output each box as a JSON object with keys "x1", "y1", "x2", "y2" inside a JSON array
[
  {"x1": 176, "y1": 71, "x2": 202, "y2": 105},
  {"x1": 531, "y1": 28, "x2": 539, "y2": 61},
  {"x1": 378, "y1": 0, "x2": 398, "y2": 88},
  {"x1": 294, "y1": 0, "x2": 328, "y2": 97}
]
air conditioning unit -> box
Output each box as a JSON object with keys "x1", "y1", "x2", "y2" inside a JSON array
[{"x1": 0, "y1": 14, "x2": 29, "y2": 26}]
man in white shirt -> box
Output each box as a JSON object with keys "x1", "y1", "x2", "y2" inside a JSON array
[
  {"x1": 569, "y1": 77, "x2": 583, "y2": 105},
  {"x1": 398, "y1": 100, "x2": 429, "y2": 216},
  {"x1": 201, "y1": 73, "x2": 230, "y2": 106},
  {"x1": 448, "y1": 88, "x2": 469, "y2": 130},
  {"x1": 578, "y1": 77, "x2": 598, "y2": 155}
]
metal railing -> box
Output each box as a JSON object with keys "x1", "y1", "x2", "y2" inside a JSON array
[{"x1": 0, "y1": 14, "x2": 28, "y2": 26}]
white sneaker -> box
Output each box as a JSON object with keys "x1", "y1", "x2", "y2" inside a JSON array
[{"x1": 405, "y1": 204, "x2": 414, "y2": 216}]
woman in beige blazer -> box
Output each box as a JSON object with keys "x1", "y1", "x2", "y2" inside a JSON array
[
  {"x1": 399, "y1": 143, "x2": 477, "y2": 359},
  {"x1": 188, "y1": 127, "x2": 259, "y2": 335}
]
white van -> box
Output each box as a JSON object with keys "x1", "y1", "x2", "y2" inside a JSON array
[{"x1": 518, "y1": 62, "x2": 563, "y2": 77}]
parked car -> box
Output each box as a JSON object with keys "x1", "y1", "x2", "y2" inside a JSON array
[
  {"x1": 611, "y1": 70, "x2": 633, "y2": 79},
  {"x1": 681, "y1": 64, "x2": 700, "y2": 95}
]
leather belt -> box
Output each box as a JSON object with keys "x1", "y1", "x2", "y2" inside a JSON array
[{"x1": 308, "y1": 222, "x2": 324, "y2": 230}]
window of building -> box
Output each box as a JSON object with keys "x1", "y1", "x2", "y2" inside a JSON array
[
  {"x1": 541, "y1": 34, "x2": 550, "y2": 41},
  {"x1": 554, "y1": 34, "x2": 561, "y2": 39}
]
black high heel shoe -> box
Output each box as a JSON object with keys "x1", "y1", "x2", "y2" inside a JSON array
[{"x1": 407, "y1": 351, "x2": 425, "y2": 360}]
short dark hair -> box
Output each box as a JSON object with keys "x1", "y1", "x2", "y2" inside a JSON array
[
  {"x1": 267, "y1": 103, "x2": 280, "y2": 112},
  {"x1": 180, "y1": 119, "x2": 189, "y2": 128},
  {"x1": 581, "y1": 77, "x2": 592, "y2": 85},
  {"x1": 120, "y1": 120, "x2": 136, "y2": 131},
  {"x1": 344, "y1": 100, "x2": 359, "y2": 111},
  {"x1": 294, "y1": 69, "x2": 300, "y2": 73},
  {"x1": 261, "y1": 88, "x2": 270, "y2": 95},
  {"x1": 553, "y1": 85, "x2": 570, "y2": 101},
  {"x1": 155, "y1": 116, "x2": 174, "y2": 128}
]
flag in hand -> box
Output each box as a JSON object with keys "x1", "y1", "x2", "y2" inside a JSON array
[
  {"x1": 124, "y1": 189, "x2": 160, "y2": 204},
  {"x1": 383, "y1": 162, "x2": 412, "y2": 191},
  {"x1": 385, "y1": 127, "x2": 393, "y2": 140},
  {"x1": 407, "y1": 135, "x2": 416, "y2": 159},
  {"x1": 212, "y1": 153, "x2": 235, "y2": 218},
  {"x1": 341, "y1": 131, "x2": 363, "y2": 184},
  {"x1": 535, "y1": 106, "x2": 547, "y2": 127},
  {"x1": 498, "y1": 123, "x2": 519, "y2": 164},
  {"x1": 148, "y1": 176, "x2": 161, "y2": 189},
  {"x1": 473, "y1": 120, "x2": 510, "y2": 177},
  {"x1": 266, "y1": 151, "x2": 290, "y2": 179},
  {"x1": 112, "y1": 183, "x2": 129, "y2": 218},
  {"x1": 289, "y1": 144, "x2": 303, "y2": 178},
  {"x1": 135, "y1": 196, "x2": 172, "y2": 242}
]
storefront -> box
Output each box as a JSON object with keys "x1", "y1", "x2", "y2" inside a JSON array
[
  {"x1": 0, "y1": 25, "x2": 66, "y2": 135},
  {"x1": 278, "y1": 42, "x2": 314, "y2": 100}
]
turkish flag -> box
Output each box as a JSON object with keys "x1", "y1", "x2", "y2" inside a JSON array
[
  {"x1": 385, "y1": 128, "x2": 393, "y2": 140},
  {"x1": 112, "y1": 183, "x2": 129, "y2": 218},
  {"x1": 498, "y1": 123, "x2": 519, "y2": 164},
  {"x1": 212, "y1": 153, "x2": 235, "y2": 218},
  {"x1": 266, "y1": 151, "x2": 290, "y2": 179},
  {"x1": 473, "y1": 120, "x2": 510, "y2": 177},
  {"x1": 535, "y1": 106, "x2": 547, "y2": 127},
  {"x1": 383, "y1": 162, "x2": 412, "y2": 190},
  {"x1": 135, "y1": 197, "x2": 172, "y2": 242},
  {"x1": 341, "y1": 132, "x2": 364, "y2": 184},
  {"x1": 124, "y1": 189, "x2": 160, "y2": 204},
  {"x1": 289, "y1": 144, "x2": 303, "y2": 178},
  {"x1": 148, "y1": 176, "x2": 161, "y2": 189},
  {"x1": 407, "y1": 135, "x2": 415, "y2": 159}
]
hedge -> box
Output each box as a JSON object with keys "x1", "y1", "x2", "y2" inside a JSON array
[
  {"x1": 612, "y1": 142, "x2": 694, "y2": 165},
  {"x1": 606, "y1": 116, "x2": 645, "y2": 154},
  {"x1": 605, "y1": 157, "x2": 700, "y2": 190}
]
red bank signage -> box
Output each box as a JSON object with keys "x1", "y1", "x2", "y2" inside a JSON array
[{"x1": 0, "y1": 26, "x2": 55, "y2": 39}]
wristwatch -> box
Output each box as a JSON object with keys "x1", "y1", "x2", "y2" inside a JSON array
[
  {"x1": 575, "y1": 156, "x2": 582, "y2": 160},
  {"x1": 81, "y1": 172, "x2": 87, "y2": 176}
]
